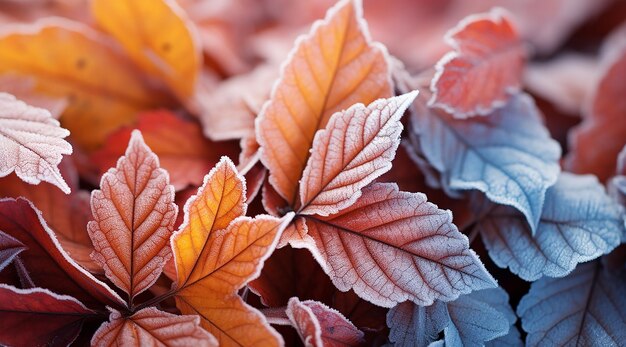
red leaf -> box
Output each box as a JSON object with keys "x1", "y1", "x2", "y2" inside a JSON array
[
  {"x1": 0, "y1": 284, "x2": 95, "y2": 347},
  {"x1": 92, "y1": 111, "x2": 237, "y2": 191},
  {"x1": 0, "y1": 198, "x2": 124, "y2": 309},
  {"x1": 92, "y1": 307, "x2": 216, "y2": 347},
  {"x1": 429, "y1": 8, "x2": 526, "y2": 118},
  {"x1": 286, "y1": 297, "x2": 364, "y2": 347},
  {"x1": 566, "y1": 47, "x2": 626, "y2": 181},
  {"x1": 0, "y1": 230, "x2": 25, "y2": 272},
  {"x1": 88, "y1": 130, "x2": 177, "y2": 301},
  {"x1": 301, "y1": 183, "x2": 496, "y2": 307}
]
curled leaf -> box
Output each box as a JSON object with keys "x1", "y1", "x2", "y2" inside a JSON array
[{"x1": 0, "y1": 93, "x2": 72, "y2": 193}]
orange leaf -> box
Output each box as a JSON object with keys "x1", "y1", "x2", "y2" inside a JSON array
[
  {"x1": 91, "y1": 0, "x2": 201, "y2": 101},
  {"x1": 429, "y1": 8, "x2": 526, "y2": 118},
  {"x1": 256, "y1": 0, "x2": 393, "y2": 206},
  {"x1": 91, "y1": 111, "x2": 238, "y2": 191},
  {"x1": 88, "y1": 130, "x2": 177, "y2": 302},
  {"x1": 92, "y1": 307, "x2": 216, "y2": 347},
  {"x1": 286, "y1": 297, "x2": 364, "y2": 347},
  {"x1": 0, "y1": 93, "x2": 72, "y2": 193},
  {"x1": 0, "y1": 19, "x2": 164, "y2": 150},
  {"x1": 566, "y1": 47, "x2": 626, "y2": 181},
  {"x1": 299, "y1": 91, "x2": 417, "y2": 216},
  {"x1": 171, "y1": 158, "x2": 291, "y2": 346}
]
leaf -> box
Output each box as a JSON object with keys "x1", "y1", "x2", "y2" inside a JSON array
[
  {"x1": 0, "y1": 284, "x2": 95, "y2": 347},
  {"x1": 566, "y1": 47, "x2": 626, "y2": 181},
  {"x1": 301, "y1": 182, "x2": 496, "y2": 307},
  {"x1": 410, "y1": 92, "x2": 561, "y2": 233},
  {"x1": 256, "y1": 0, "x2": 393, "y2": 206},
  {"x1": 91, "y1": 307, "x2": 216, "y2": 347},
  {"x1": 0, "y1": 158, "x2": 98, "y2": 273},
  {"x1": 91, "y1": 0, "x2": 201, "y2": 101},
  {"x1": 286, "y1": 297, "x2": 364, "y2": 347},
  {"x1": 88, "y1": 130, "x2": 177, "y2": 301},
  {"x1": 479, "y1": 173, "x2": 623, "y2": 281},
  {"x1": 0, "y1": 231, "x2": 25, "y2": 272},
  {"x1": 299, "y1": 91, "x2": 418, "y2": 216},
  {"x1": 387, "y1": 287, "x2": 518, "y2": 347},
  {"x1": 0, "y1": 19, "x2": 166, "y2": 151},
  {"x1": 0, "y1": 197, "x2": 124, "y2": 309},
  {"x1": 387, "y1": 300, "x2": 449, "y2": 347},
  {"x1": 517, "y1": 261, "x2": 626, "y2": 346},
  {"x1": 0, "y1": 93, "x2": 72, "y2": 193},
  {"x1": 429, "y1": 8, "x2": 526, "y2": 117},
  {"x1": 91, "y1": 111, "x2": 238, "y2": 191},
  {"x1": 171, "y1": 157, "x2": 290, "y2": 346}
]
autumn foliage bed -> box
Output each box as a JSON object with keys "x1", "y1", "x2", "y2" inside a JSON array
[{"x1": 0, "y1": 0, "x2": 625, "y2": 346}]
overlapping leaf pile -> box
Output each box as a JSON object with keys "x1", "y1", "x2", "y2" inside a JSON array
[{"x1": 0, "y1": 0, "x2": 625, "y2": 346}]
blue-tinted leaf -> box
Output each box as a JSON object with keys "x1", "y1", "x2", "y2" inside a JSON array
[
  {"x1": 485, "y1": 325, "x2": 523, "y2": 347},
  {"x1": 479, "y1": 173, "x2": 623, "y2": 281},
  {"x1": 387, "y1": 300, "x2": 448, "y2": 346},
  {"x1": 443, "y1": 288, "x2": 513, "y2": 347},
  {"x1": 387, "y1": 287, "x2": 516, "y2": 347},
  {"x1": 409, "y1": 92, "x2": 561, "y2": 233},
  {"x1": 518, "y1": 261, "x2": 626, "y2": 346}
]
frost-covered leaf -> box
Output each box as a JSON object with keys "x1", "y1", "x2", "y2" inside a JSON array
[
  {"x1": 479, "y1": 173, "x2": 623, "y2": 281},
  {"x1": 0, "y1": 284, "x2": 95, "y2": 347},
  {"x1": 387, "y1": 300, "x2": 448, "y2": 346},
  {"x1": 91, "y1": 307, "x2": 216, "y2": 347},
  {"x1": 301, "y1": 182, "x2": 496, "y2": 308},
  {"x1": 518, "y1": 261, "x2": 626, "y2": 346},
  {"x1": 91, "y1": 0, "x2": 201, "y2": 101},
  {"x1": 566, "y1": 47, "x2": 626, "y2": 181},
  {"x1": 92, "y1": 111, "x2": 237, "y2": 191},
  {"x1": 256, "y1": 0, "x2": 392, "y2": 206},
  {"x1": 0, "y1": 20, "x2": 163, "y2": 150},
  {"x1": 286, "y1": 297, "x2": 364, "y2": 347},
  {"x1": 0, "y1": 93, "x2": 72, "y2": 193},
  {"x1": 171, "y1": 158, "x2": 290, "y2": 346},
  {"x1": 0, "y1": 198, "x2": 124, "y2": 309},
  {"x1": 88, "y1": 130, "x2": 178, "y2": 300},
  {"x1": 429, "y1": 8, "x2": 525, "y2": 118},
  {"x1": 387, "y1": 287, "x2": 517, "y2": 347},
  {"x1": 410, "y1": 92, "x2": 561, "y2": 233},
  {"x1": 0, "y1": 231, "x2": 25, "y2": 272},
  {"x1": 299, "y1": 91, "x2": 417, "y2": 216}
]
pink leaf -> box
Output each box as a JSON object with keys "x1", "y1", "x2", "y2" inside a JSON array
[{"x1": 0, "y1": 93, "x2": 72, "y2": 193}]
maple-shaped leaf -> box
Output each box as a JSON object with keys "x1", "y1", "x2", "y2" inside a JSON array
[
  {"x1": 92, "y1": 111, "x2": 237, "y2": 191},
  {"x1": 0, "y1": 159, "x2": 98, "y2": 273},
  {"x1": 91, "y1": 0, "x2": 201, "y2": 102},
  {"x1": 301, "y1": 182, "x2": 496, "y2": 307},
  {"x1": 0, "y1": 19, "x2": 165, "y2": 150},
  {"x1": 91, "y1": 307, "x2": 216, "y2": 347},
  {"x1": 518, "y1": 261, "x2": 626, "y2": 346},
  {"x1": 88, "y1": 130, "x2": 177, "y2": 303},
  {"x1": 429, "y1": 8, "x2": 526, "y2": 117},
  {"x1": 171, "y1": 157, "x2": 290, "y2": 346},
  {"x1": 256, "y1": 0, "x2": 393, "y2": 205},
  {"x1": 286, "y1": 297, "x2": 364, "y2": 347},
  {"x1": 0, "y1": 231, "x2": 25, "y2": 272},
  {"x1": 387, "y1": 287, "x2": 519, "y2": 347},
  {"x1": 566, "y1": 47, "x2": 626, "y2": 181},
  {"x1": 0, "y1": 93, "x2": 72, "y2": 193},
  {"x1": 0, "y1": 284, "x2": 96, "y2": 347},
  {"x1": 0, "y1": 198, "x2": 124, "y2": 309},
  {"x1": 299, "y1": 91, "x2": 418, "y2": 216},
  {"x1": 410, "y1": 92, "x2": 561, "y2": 233},
  {"x1": 479, "y1": 173, "x2": 623, "y2": 281}
]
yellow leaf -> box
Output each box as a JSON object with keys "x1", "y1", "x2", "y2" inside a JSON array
[
  {"x1": 91, "y1": 0, "x2": 202, "y2": 101},
  {"x1": 256, "y1": 0, "x2": 393, "y2": 207}
]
